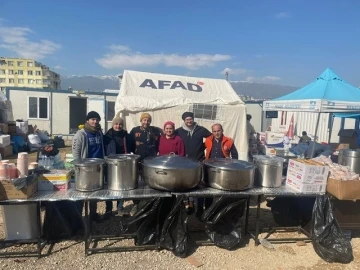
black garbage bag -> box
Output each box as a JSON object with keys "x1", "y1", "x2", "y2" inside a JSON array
[
  {"x1": 42, "y1": 201, "x2": 84, "y2": 240},
  {"x1": 160, "y1": 196, "x2": 188, "y2": 257},
  {"x1": 311, "y1": 195, "x2": 353, "y2": 264},
  {"x1": 202, "y1": 197, "x2": 246, "y2": 250},
  {"x1": 119, "y1": 198, "x2": 163, "y2": 246},
  {"x1": 267, "y1": 197, "x2": 315, "y2": 227}
]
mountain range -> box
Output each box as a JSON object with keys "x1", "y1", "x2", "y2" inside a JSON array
[{"x1": 60, "y1": 75, "x2": 298, "y2": 99}]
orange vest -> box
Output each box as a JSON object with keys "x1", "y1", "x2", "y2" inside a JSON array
[{"x1": 205, "y1": 135, "x2": 234, "y2": 159}]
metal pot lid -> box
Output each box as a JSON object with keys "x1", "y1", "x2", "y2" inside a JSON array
[
  {"x1": 105, "y1": 154, "x2": 141, "y2": 161},
  {"x1": 142, "y1": 154, "x2": 200, "y2": 170},
  {"x1": 339, "y1": 149, "x2": 360, "y2": 158},
  {"x1": 204, "y1": 158, "x2": 254, "y2": 171},
  {"x1": 73, "y1": 158, "x2": 105, "y2": 167},
  {"x1": 253, "y1": 155, "x2": 284, "y2": 166}
]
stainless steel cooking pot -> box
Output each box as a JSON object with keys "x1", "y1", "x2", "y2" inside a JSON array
[
  {"x1": 105, "y1": 154, "x2": 141, "y2": 191},
  {"x1": 73, "y1": 158, "x2": 105, "y2": 191},
  {"x1": 141, "y1": 154, "x2": 202, "y2": 191},
  {"x1": 338, "y1": 149, "x2": 360, "y2": 174},
  {"x1": 203, "y1": 158, "x2": 254, "y2": 191},
  {"x1": 253, "y1": 155, "x2": 283, "y2": 187}
]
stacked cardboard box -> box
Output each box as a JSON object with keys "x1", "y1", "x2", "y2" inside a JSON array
[{"x1": 286, "y1": 159, "x2": 329, "y2": 193}]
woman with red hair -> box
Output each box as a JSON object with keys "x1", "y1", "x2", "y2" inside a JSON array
[{"x1": 158, "y1": 121, "x2": 185, "y2": 156}]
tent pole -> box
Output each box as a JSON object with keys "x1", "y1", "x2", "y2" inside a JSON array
[
  {"x1": 310, "y1": 112, "x2": 321, "y2": 158},
  {"x1": 328, "y1": 113, "x2": 334, "y2": 144}
]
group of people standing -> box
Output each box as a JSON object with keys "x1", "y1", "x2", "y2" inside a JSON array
[{"x1": 72, "y1": 110, "x2": 239, "y2": 221}]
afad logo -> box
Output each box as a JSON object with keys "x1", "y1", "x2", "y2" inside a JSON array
[{"x1": 139, "y1": 79, "x2": 203, "y2": 92}]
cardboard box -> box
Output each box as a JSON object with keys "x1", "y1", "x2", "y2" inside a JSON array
[
  {"x1": 16, "y1": 120, "x2": 28, "y2": 134},
  {"x1": 38, "y1": 170, "x2": 71, "y2": 191},
  {"x1": 7, "y1": 122, "x2": 16, "y2": 134},
  {"x1": 287, "y1": 167, "x2": 328, "y2": 184},
  {"x1": 0, "y1": 144, "x2": 13, "y2": 158},
  {"x1": 0, "y1": 135, "x2": 10, "y2": 147},
  {"x1": 0, "y1": 123, "x2": 8, "y2": 134},
  {"x1": 0, "y1": 176, "x2": 38, "y2": 200},
  {"x1": 286, "y1": 176, "x2": 326, "y2": 193},
  {"x1": 38, "y1": 179, "x2": 70, "y2": 191},
  {"x1": 266, "y1": 132, "x2": 284, "y2": 145},
  {"x1": 326, "y1": 178, "x2": 360, "y2": 200},
  {"x1": 287, "y1": 159, "x2": 329, "y2": 177}
]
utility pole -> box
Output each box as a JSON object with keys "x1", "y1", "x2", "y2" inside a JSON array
[{"x1": 225, "y1": 71, "x2": 229, "y2": 81}]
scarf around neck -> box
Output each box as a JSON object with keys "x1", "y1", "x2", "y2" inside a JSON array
[
  {"x1": 84, "y1": 122, "x2": 101, "y2": 133},
  {"x1": 182, "y1": 122, "x2": 197, "y2": 137}
]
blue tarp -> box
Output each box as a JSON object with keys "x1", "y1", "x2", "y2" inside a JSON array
[{"x1": 275, "y1": 68, "x2": 360, "y2": 102}]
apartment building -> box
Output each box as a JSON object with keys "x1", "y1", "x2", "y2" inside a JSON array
[{"x1": 0, "y1": 57, "x2": 61, "y2": 92}]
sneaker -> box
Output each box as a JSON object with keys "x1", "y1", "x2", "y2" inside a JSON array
[{"x1": 129, "y1": 204, "x2": 138, "y2": 216}]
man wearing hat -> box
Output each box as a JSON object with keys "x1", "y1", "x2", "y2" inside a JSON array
[
  {"x1": 130, "y1": 113, "x2": 162, "y2": 160},
  {"x1": 129, "y1": 112, "x2": 162, "y2": 215},
  {"x1": 176, "y1": 111, "x2": 211, "y2": 215},
  {"x1": 72, "y1": 111, "x2": 105, "y2": 222},
  {"x1": 176, "y1": 111, "x2": 211, "y2": 161}
]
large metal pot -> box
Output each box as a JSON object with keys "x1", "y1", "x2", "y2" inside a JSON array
[
  {"x1": 141, "y1": 154, "x2": 202, "y2": 191},
  {"x1": 253, "y1": 155, "x2": 283, "y2": 187},
  {"x1": 105, "y1": 154, "x2": 141, "y2": 191},
  {"x1": 73, "y1": 158, "x2": 105, "y2": 191},
  {"x1": 203, "y1": 158, "x2": 254, "y2": 191},
  {"x1": 338, "y1": 149, "x2": 360, "y2": 174}
]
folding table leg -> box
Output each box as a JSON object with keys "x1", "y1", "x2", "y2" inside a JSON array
[
  {"x1": 36, "y1": 202, "x2": 42, "y2": 258},
  {"x1": 84, "y1": 201, "x2": 89, "y2": 256},
  {"x1": 244, "y1": 196, "x2": 250, "y2": 233},
  {"x1": 254, "y1": 195, "x2": 262, "y2": 246}
]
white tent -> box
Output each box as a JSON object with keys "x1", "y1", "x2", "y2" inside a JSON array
[{"x1": 115, "y1": 70, "x2": 248, "y2": 160}]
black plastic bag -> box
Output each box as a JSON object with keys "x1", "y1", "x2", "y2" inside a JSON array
[
  {"x1": 42, "y1": 201, "x2": 84, "y2": 240},
  {"x1": 311, "y1": 196, "x2": 353, "y2": 264},
  {"x1": 202, "y1": 197, "x2": 246, "y2": 250},
  {"x1": 267, "y1": 197, "x2": 315, "y2": 227},
  {"x1": 160, "y1": 196, "x2": 188, "y2": 257},
  {"x1": 119, "y1": 198, "x2": 163, "y2": 245}
]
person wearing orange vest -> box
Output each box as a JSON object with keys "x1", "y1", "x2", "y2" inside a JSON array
[{"x1": 205, "y1": 124, "x2": 238, "y2": 159}]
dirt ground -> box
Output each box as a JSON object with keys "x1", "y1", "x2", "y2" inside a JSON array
[{"x1": 0, "y1": 148, "x2": 359, "y2": 269}]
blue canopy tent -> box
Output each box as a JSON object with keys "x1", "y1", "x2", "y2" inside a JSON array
[{"x1": 263, "y1": 68, "x2": 360, "y2": 154}]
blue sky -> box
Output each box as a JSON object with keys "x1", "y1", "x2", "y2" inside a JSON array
[{"x1": 0, "y1": 0, "x2": 359, "y2": 87}]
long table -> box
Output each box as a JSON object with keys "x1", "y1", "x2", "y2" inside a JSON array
[
  {"x1": 173, "y1": 185, "x2": 323, "y2": 246},
  {"x1": 0, "y1": 183, "x2": 324, "y2": 257}
]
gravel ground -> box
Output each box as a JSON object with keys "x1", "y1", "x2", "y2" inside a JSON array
[{"x1": 0, "y1": 200, "x2": 359, "y2": 270}]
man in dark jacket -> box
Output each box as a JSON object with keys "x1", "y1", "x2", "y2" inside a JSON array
[
  {"x1": 129, "y1": 112, "x2": 162, "y2": 215},
  {"x1": 176, "y1": 111, "x2": 211, "y2": 216},
  {"x1": 176, "y1": 112, "x2": 211, "y2": 161}
]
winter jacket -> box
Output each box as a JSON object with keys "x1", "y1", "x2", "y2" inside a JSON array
[
  {"x1": 130, "y1": 126, "x2": 162, "y2": 160},
  {"x1": 72, "y1": 129, "x2": 105, "y2": 160},
  {"x1": 176, "y1": 124, "x2": 211, "y2": 161},
  {"x1": 205, "y1": 135, "x2": 238, "y2": 159},
  {"x1": 104, "y1": 128, "x2": 135, "y2": 155}
]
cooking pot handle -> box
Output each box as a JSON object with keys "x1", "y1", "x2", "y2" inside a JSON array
[
  {"x1": 210, "y1": 168, "x2": 221, "y2": 173},
  {"x1": 97, "y1": 165, "x2": 101, "y2": 172},
  {"x1": 155, "y1": 170, "x2": 167, "y2": 175},
  {"x1": 169, "y1": 152, "x2": 176, "y2": 156}
]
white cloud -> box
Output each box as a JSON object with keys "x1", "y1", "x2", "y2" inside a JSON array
[
  {"x1": 0, "y1": 23, "x2": 61, "y2": 60},
  {"x1": 245, "y1": 76, "x2": 281, "y2": 83},
  {"x1": 275, "y1": 12, "x2": 290, "y2": 19},
  {"x1": 96, "y1": 45, "x2": 231, "y2": 70},
  {"x1": 54, "y1": 65, "x2": 66, "y2": 70},
  {"x1": 221, "y1": 67, "x2": 250, "y2": 75}
]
